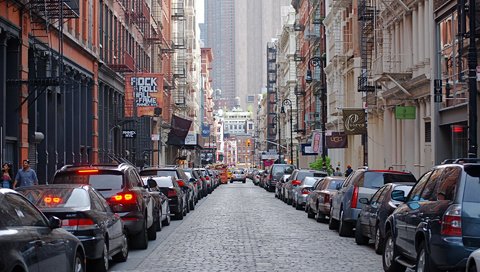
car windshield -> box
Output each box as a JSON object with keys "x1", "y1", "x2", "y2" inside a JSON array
[
  {"x1": 234, "y1": 170, "x2": 244, "y2": 174},
  {"x1": 18, "y1": 187, "x2": 90, "y2": 209},
  {"x1": 328, "y1": 179, "x2": 343, "y2": 189},
  {"x1": 52, "y1": 172, "x2": 124, "y2": 191},
  {"x1": 363, "y1": 172, "x2": 416, "y2": 188},
  {"x1": 272, "y1": 165, "x2": 293, "y2": 176}
]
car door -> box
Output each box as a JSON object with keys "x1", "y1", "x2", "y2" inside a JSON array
[
  {"x1": 395, "y1": 170, "x2": 432, "y2": 252},
  {"x1": 131, "y1": 169, "x2": 152, "y2": 226},
  {"x1": 6, "y1": 193, "x2": 68, "y2": 271},
  {"x1": 92, "y1": 190, "x2": 124, "y2": 252},
  {"x1": 366, "y1": 186, "x2": 387, "y2": 237},
  {"x1": 333, "y1": 171, "x2": 358, "y2": 220}
]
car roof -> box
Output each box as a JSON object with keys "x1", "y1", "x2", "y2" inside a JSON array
[
  {"x1": 16, "y1": 184, "x2": 90, "y2": 190},
  {"x1": 58, "y1": 163, "x2": 133, "y2": 172}
]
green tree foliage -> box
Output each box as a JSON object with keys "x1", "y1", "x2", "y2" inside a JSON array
[{"x1": 309, "y1": 156, "x2": 333, "y2": 175}]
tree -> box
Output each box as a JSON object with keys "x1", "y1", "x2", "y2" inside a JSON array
[{"x1": 309, "y1": 156, "x2": 333, "y2": 176}]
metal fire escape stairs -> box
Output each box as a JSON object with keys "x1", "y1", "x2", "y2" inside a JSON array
[
  {"x1": 358, "y1": 0, "x2": 376, "y2": 93},
  {"x1": 293, "y1": 14, "x2": 305, "y2": 134},
  {"x1": 171, "y1": 0, "x2": 187, "y2": 109}
]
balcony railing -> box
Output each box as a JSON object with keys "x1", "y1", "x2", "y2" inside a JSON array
[{"x1": 108, "y1": 51, "x2": 135, "y2": 73}]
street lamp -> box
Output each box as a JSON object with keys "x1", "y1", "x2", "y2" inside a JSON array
[
  {"x1": 305, "y1": 56, "x2": 327, "y2": 165},
  {"x1": 281, "y1": 99, "x2": 293, "y2": 165},
  {"x1": 271, "y1": 114, "x2": 281, "y2": 162}
]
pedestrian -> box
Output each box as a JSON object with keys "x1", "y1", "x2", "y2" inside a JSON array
[
  {"x1": 345, "y1": 165, "x2": 353, "y2": 177},
  {"x1": 13, "y1": 160, "x2": 38, "y2": 189},
  {"x1": 334, "y1": 167, "x2": 342, "y2": 176},
  {"x1": 2, "y1": 163, "x2": 13, "y2": 189}
]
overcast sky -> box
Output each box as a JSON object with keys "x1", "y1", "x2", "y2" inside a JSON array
[{"x1": 196, "y1": 0, "x2": 204, "y2": 24}]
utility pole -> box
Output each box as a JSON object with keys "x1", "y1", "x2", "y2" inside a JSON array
[{"x1": 467, "y1": 0, "x2": 478, "y2": 158}]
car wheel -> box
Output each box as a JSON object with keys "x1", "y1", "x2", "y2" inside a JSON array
[
  {"x1": 156, "y1": 209, "x2": 162, "y2": 231},
  {"x1": 383, "y1": 230, "x2": 406, "y2": 272},
  {"x1": 355, "y1": 219, "x2": 369, "y2": 245},
  {"x1": 73, "y1": 250, "x2": 86, "y2": 272},
  {"x1": 416, "y1": 242, "x2": 440, "y2": 272},
  {"x1": 468, "y1": 261, "x2": 477, "y2": 272},
  {"x1": 162, "y1": 206, "x2": 171, "y2": 226},
  {"x1": 175, "y1": 204, "x2": 184, "y2": 220},
  {"x1": 338, "y1": 209, "x2": 353, "y2": 237},
  {"x1": 328, "y1": 208, "x2": 339, "y2": 230},
  {"x1": 112, "y1": 233, "x2": 129, "y2": 262},
  {"x1": 130, "y1": 219, "x2": 148, "y2": 249},
  {"x1": 374, "y1": 225, "x2": 384, "y2": 255},
  {"x1": 190, "y1": 199, "x2": 195, "y2": 211},
  {"x1": 90, "y1": 241, "x2": 108, "y2": 272},
  {"x1": 295, "y1": 200, "x2": 302, "y2": 210},
  {"x1": 242, "y1": 180, "x2": 246, "y2": 183},
  {"x1": 147, "y1": 217, "x2": 157, "y2": 241},
  {"x1": 307, "y1": 205, "x2": 315, "y2": 219}
]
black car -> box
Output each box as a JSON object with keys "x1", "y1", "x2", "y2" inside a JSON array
[
  {"x1": 148, "y1": 176, "x2": 188, "y2": 220},
  {"x1": 383, "y1": 163, "x2": 480, "y2": 272},
  {"x1": 0, "y1": 188, "x2": 86, "y2": 272},
  {"x1": 354, "y1": 182, "x2": 414, "y2": 254},
  {"x1": 140, "y1": 166, "x2": 196, "y2": 212},
  {"x1": 264, "y1": 164, "x2": 296, "y2": 192},
  {"x1": 51, "y1": 163, "x2": 155, "y2": 249},
  {"x1": 141, "y1": 177, "x2": 172, "y2": 229},
  {"x1": 17, "y1": 184, "x2": 129, "y2": 271},
  {"x1": 184, "y1": 168, "x2": 204, "y2": 200}
]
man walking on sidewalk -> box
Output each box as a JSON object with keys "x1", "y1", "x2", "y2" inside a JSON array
[{"x1": 13, "y1": 160, "x2": 38, "y2": 188}]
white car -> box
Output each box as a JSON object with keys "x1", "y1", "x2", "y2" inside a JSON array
[
  {"x1": 230, "y1": 170, "x2": 247, "y2": 183},
  {"x1": 467, "y1": 249, "x2": 480, "y2": 272}
]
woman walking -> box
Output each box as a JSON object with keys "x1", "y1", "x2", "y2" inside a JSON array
[{"x1": 2, "y1": 163, "x2": 13, "y2": 189}]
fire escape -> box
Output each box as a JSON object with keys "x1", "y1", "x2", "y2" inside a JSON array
[
  {"x1": 358, "y1": 0, "x2": 376, "y2": 93},
  {"x1": 293, "y1": 14, "x2": 305, "y2": 134},
  {"x1": 266, "y1": 42, "x2": 278, "y2": 151},
  {"x1": 171, "y1": 0, "x2": 187, "y2": 108}
]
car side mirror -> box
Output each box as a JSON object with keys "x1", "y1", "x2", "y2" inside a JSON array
[
  {"x1": 49, "y1": 216, "x2": 62, "y2": 229},
  {"x1": 359, "y1": 198, "x2": 370, "y2": 205},
  {"x1": 391, "y1": 190, "x2": 406, "y2": 202},
  {"x1": 147, "y1": 178, "x2": 158, "y2": 188}
]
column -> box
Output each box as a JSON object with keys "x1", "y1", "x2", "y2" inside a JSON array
[
  {"x1": 418, "y1": 2, "x2": 424, "y2": 63},
  {"x1": 394, "y1": 22, "x2": 400, "y2": 72},
  {"x1": 404, "y1": 14, "x2": 413, "y2": 70},
  {"x1": 413, "y1": 6, "x2": 418, "y2": 67},
  {"x1": 424, "y1": 0, "x2": 430, "y2": 64}
]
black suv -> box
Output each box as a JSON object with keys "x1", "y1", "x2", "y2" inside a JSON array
[
  {"x1": 51, "y1": 163, "x2": 154, "y2": 249},
  {"x1": 264, "y1": 164, "x2": 296, "y2": 192},
  {"x1": 383, "y1": 163, "x2": 480, "y2": 272},
  {"x1": 139, "y1": 166, "x2": 195, "y2": 213}
]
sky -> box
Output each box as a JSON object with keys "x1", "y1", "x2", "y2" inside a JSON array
[{"x1": 196, "y1": 0, "x2": 204, "y2": 24}]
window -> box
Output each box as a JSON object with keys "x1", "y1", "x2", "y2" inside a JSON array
[
  {"x1": 425, "y1": 122, "x2": 431, "y2": 142},
  {"x1": 432, "y1": 166, "x2": 461, "y2": 201},
  {"x1": 420, "y1": 169, "x2": 444, "y2": 200},
  {"x1": 1, "y1": 194, "x2": 48, "y2": 227},
  {"x1": 408, "y1": 171, "x2": 432, "y2": 201},
  {"x1": 370, "y1": 187, "x2": 386, "y2": 206}
]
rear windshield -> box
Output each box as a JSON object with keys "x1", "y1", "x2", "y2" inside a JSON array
[
  {"x1": 154, "y1": 177, "x2": 174, "y2": 188},
  {"x1": 272, "y1": 165, "x2": 294, "y2": 176},
  {"x1": 463, "y1": 166, "x2": 480, "y2": 203},
  {"x1": 303, "y1": 177, "x2": 318, "y2": 186},
  {"x1": 234, "y1": 170, "x2": 244, "y2": 174},
  {"x1": 53, "y1": 172, "x2": 124, "y2": 191},
  {"x1": 393, "y1": 185, "x2": 414, "y2": 197},
  {"x1": 328, "y1": 179, "x2": 343, "y2": 189},
  {"x1": 18, "y1": 188, "x2": 90, "y2": 209},
  {"x1": 140, "y1": 170, "x2": 177, "y2": 178},
  {"x1": 362, "y1": 172, "x2": 416, "y2": 189}
]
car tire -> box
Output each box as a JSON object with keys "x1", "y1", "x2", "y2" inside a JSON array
[
  {"x1": 147, "y1": 217, "x2": 157, "y2": 241},
  {"x1": 73, "y1": 250, "x2": 86, "y2": 272},
  {"x1": 295, "y1": 200, "x2": 302, "y2": 210},
  {"x1": 155, "y1": 210, "x2": 162, "y2": 231},
  {"x1": 328, "y1": 208, "x2": 339, "y2": 230},
  {"x1": 242, "y1": 180, "x2": 246, "y2": 183},
  {"x1": 338, "y1": 209, "x2": 353, "y2": 237},
  {"x1": 162, "y1": 206, "x2": 171, "y2": 226},
  {"x1": 89, "y1": 241, "x2": 109, "y2": 272},
  {"x1": 416, "y1": 242, "x2": 440, "y2": 272},
  {"x1": 307, "y1": 206, "x2": 315, "y2": 219},
  {"x1": 383, "y1": 230, "x2": 406, "y2": 272},
  {"x1": 130, "y1": 218, "x2": 148, "y2": 250},
  {"x1": 112, "y1": 233, "x2": 129, "y2": 262},
  {"x1": 355, "y1": 219, "x2": 369, "y2": 245},
  {"x1": 190, "y1": 199, "x2": 195, "y2": 211},
  {"x1": 374, "y1": 225, "x2": 384, "y2": 255}
]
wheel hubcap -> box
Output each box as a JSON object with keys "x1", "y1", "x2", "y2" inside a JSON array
[
  {"x1": 417, "y1": 249, "x2": 425, "y2": 272},
  {"x1": 385, "y1": 237, "x2": 394, "y2": 268},
  {"x1": 74, "y1": 256, "x2": 83, "y2": 272},
  {"x1": 103, "y1": 243, "x2": 109, "y2": 271},
  {"x1": 122, "y1": 236, "x2": 128, "y2": 257}
]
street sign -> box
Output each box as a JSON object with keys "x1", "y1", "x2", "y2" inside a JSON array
[
  {"x1": 151, "y1": 134, "x2": 160, "y2": 141},
  {"x1": 122, "y1": 130, "x2": 136, "y2": 138},
  {"x1": 395, "y1": 106, "x2": 416, "y2": 119}
]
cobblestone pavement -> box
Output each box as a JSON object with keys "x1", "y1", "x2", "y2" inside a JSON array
[{"x1": 110, "y1": 181, "x2": 384, "y2": 272}]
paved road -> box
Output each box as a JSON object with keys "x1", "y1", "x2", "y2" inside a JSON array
[{"x1": 111, "y1": 181, "x2": 383, "y2": 272}]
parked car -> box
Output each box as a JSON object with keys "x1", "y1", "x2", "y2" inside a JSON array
[
  {"x1": 383, "y1": 163, "x2": 480, "y2": 272},
  {"x1": 275, "y1": 174, "x2": 291, "y2": 199},
  {"x1": 292, "y1": 176, "x2": 321, "y2": 210},
  {"x1": 264, "y1": 164, "x2": 296, "y2": 192},
  {"x1": 0, "y1": 188, "x2": 86, "y2": 272},
  {"x1": 329, "y1": 168, "x2": 416, "y2": 237},
  {"x1": 354, "y1": 182, "x2": 414, "y2": 254},
  {"x1": 185, "y1": 168, "x2": 205, "y2": 198},
  {"x1": 283, "y1": 169, "x2": 327, "y2": 205},
  {"x1": 17, "y1": 184, "x2": 129, "y2": 271},
  {"x1": 51, "y1": 163, "x2": 155, "y2": 249},
  {"x1": 467, "y1": 249, "x2": 480, "y2": 272},
  {"x1": 231, "y1": 169, "x2": 247, "y2": 183},
  {"x1": 140, "y1": 166, "x2": 196, "y2": 212},
  {"x1": 141, "y1": 177, "x2": 172, "y2": 227},
  {"x1": 182, "y1": 169, "x2": 200, "y2": 204},
  {"x1": 148, "y1": 176, "x2": 188, "y2": 220},
  {"x1": 305, "y1": 176, "x2": 344, "y2": 222}
]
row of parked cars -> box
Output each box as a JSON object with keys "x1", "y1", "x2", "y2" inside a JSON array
[
  {"x1": 0, "y1": 163, "x2": 221, "y2": 272},
  {"x1": 261, "y1": 160, "x2": 480, "y2": 272}
]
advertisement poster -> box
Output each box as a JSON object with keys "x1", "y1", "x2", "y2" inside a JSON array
[{"x1": 125, "y1": 73, "x2": 164, "y2": 117}]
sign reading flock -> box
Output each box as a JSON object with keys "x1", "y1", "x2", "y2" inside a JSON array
[{"x1": 124, "y1": 73, "x2": 164, "y2": 117}]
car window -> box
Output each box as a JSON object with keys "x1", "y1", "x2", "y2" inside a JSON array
[
  {"x1": 344, "y1": 171, "x2": 359, "y2": 188},
  {"x1": 140, "y1": 170, "x2": 178, "y2": 179},
  {"x1": 303, "y1": 177, "x2": 318, "y2": 186},
  {"x1": 361, "y1": 172, "x2": 416, "y2": 189},
  {"x1": 370, "y1": 187, "x2": 385, "y2": 205},
  {"x1": 377, "y1": 186, "x2": 389, "y2": 204},
  {"x1": 18, "y1": 187, "x2": 90, "y2": 209},
  {"x1": 154, "y1": 177, "x2": 174, "y2": 187},
  {"x1": 432, "y1": 166, "x2": 460, "y2": 201},
  {"x1": 408, "y1": 171, "x2": 432, "y2": 201},
  {"x1": 420, "y1": 169, "x2": 443, "y2": 200},
  {"x1": 328, "y1": 179, "x2": 343, "y2": 190},
  {"x1": 92, "y1": 190, "x2": 111, "y2": 212},
  {"x1": 464, "y1": 166, "x2": 480, "y2": 203},
  {"x1": 392, "y1": 185, "x2": 413, "y2": 200},
  {"x1": 1, "y1": 193, "x2": 48, "y2": 227}
]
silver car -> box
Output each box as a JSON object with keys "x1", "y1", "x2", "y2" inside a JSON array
[
  {"x1": 230, "y1": 169, "x2": 247, "y2": 183},
  {"x1": 292, "y1": 176, "x2": 321, "y2": 210}
]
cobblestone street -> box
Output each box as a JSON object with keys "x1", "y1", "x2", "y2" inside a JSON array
[{"x1": 111, "y1": 181, "x2": 383, "y2": 272}]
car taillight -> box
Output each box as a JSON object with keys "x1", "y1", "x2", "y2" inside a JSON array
[
  {"x1": 324, "y1": 194, "x2": 330, "y2": 204},
  {"x1": 301, "y1": 188, "x2": 310, "y2": 195},
  {"x1": 205, "y1": 176, "x2": 210, "y2": 180},
  {"x1": 351, "y1": 186, "x2": 359, "y2": 208},
  {"x1": 269, "y1": 174, "x2": 273, "y2": 180},
  {"x1": 111, "y1": 192, "x2": 136, "y2": 204},
  {"x1": 168, "y1": 189, "x2": 177, "y2": 197},
  {"x1": 441, "y1": 204, "x2": 462, "y2": 236},
  {"x1": 62, "y1": 218, "x2": 96, "y2": 231}
]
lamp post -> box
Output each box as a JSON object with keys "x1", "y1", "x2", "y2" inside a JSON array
[
  {"x1": 271, "y1": 114, "x2": 281, "y2": 162},
  {"x1": 305, "y1": 56, "x2": 327, "y2": 165},
  {"x1": 281, "y1": 99, "x2": 293, "y2": 165}
]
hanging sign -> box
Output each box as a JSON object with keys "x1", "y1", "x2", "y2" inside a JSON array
[
  {"x1": 326, "y1": 132, "x2": 348, "y2": 148},
  {"x1": 343, "y1": 109, "x2": 366, "y2": 135}
]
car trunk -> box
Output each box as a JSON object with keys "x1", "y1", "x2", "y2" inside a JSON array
[{"x1": 461, "y1": 166, "x2": 480, "y2": 248}]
